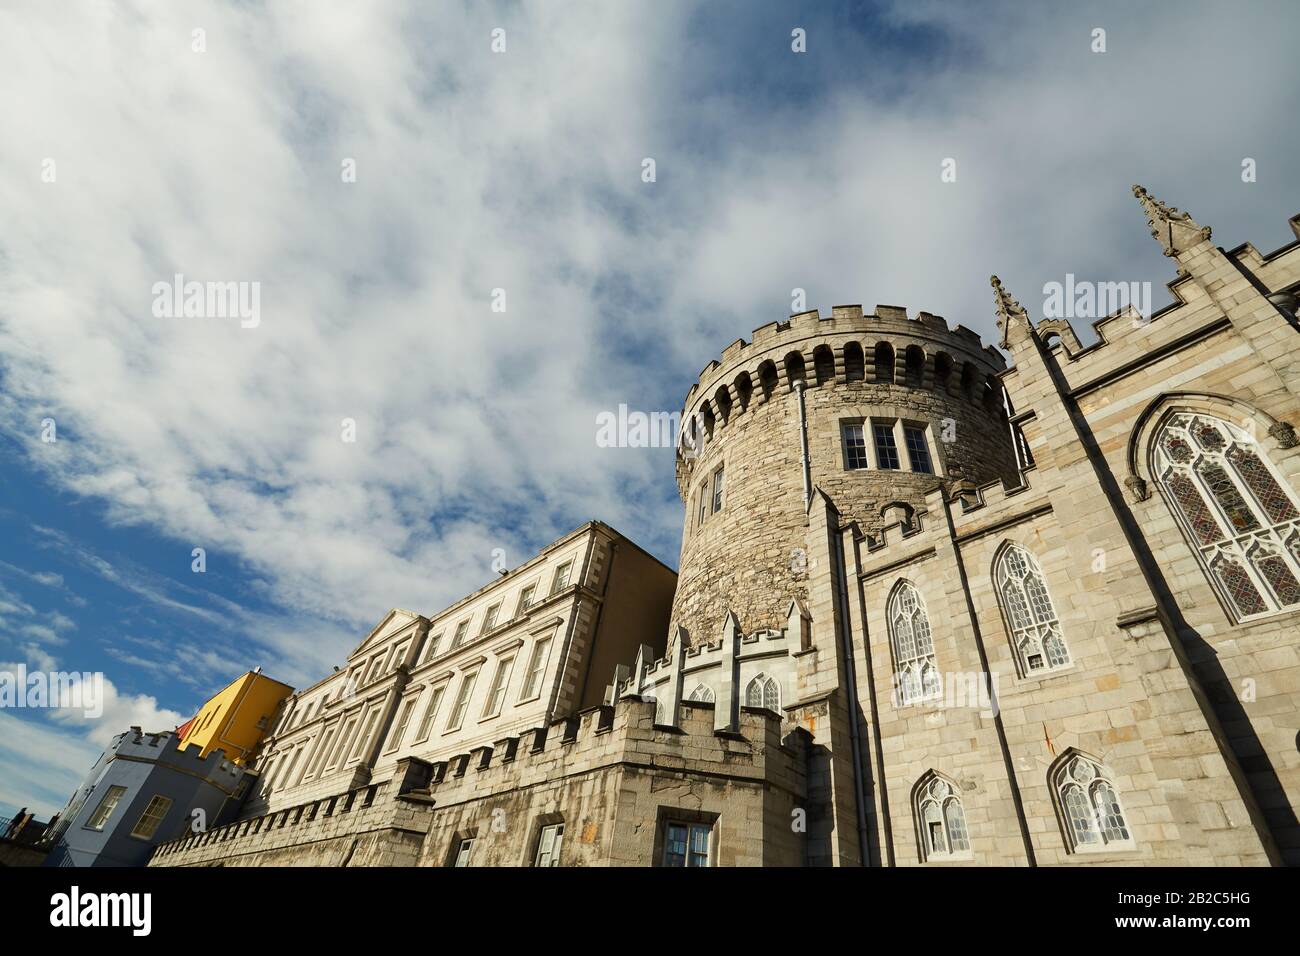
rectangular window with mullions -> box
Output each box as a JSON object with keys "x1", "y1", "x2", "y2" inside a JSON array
[
  {"x1": 662, "y1": 821, "x2": 712, "y2": 867},
  {"x1": 873, "y1": 423, "x2": 900, "y2": 470},
  {"x1": 843, "y1": 423, "x2": 869, "y2": 470},
  {"x1": 129, "y1": 795, "x2": 173, "y2": 841},
  {"x1": 904, "y1": 426, "x2": 933, "y2": 474},
  {"x1": 711, "y1": 467, "x2": 725, "y2": 513},
  {"x1": 85, "y1": 785, "x2": 127, "y2": 831},
  {"x1": 534, "y1": 822, "x2": 564, "y2": 866}
]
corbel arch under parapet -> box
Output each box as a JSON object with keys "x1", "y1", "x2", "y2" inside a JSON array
[{"x1": 1036, "y1": 317, "x2": 1082, "y2": 356}]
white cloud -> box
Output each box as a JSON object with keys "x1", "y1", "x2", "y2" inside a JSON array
[
  {"x1": 47, "y1": 676, "x2": 186, "y2": 748},
  {"x1": 0, "y1": 710, "x2": 102, "y2": 818},
  {"x1": 0, "y1": 2, "x2": 1296, "y2": 734}
]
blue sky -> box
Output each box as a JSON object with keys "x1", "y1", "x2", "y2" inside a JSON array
[{"x1": 1, "y1": 1, "x2": 1298, "y2": 816}]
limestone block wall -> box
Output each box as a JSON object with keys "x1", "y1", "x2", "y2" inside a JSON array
[
  {"x1": 1034, "y1": 218, "x2": 1300, "y2": 864},
  {"x1": 414, "y1": 698, "x2": 807, "y2": 867},
  {"x1": 629, "y1": 625, "x2": 795, "y2": 723},
  {"x1": 152, "y1": 696, "x2": 808, "y2": 867},
  {"x1": 850, "y1": 473, "x2": 1275, "y2": 865}
]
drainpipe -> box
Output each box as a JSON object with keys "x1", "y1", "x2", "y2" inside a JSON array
[{"x1": 795, "y1": 380, "x2": 812, "y2": 508}]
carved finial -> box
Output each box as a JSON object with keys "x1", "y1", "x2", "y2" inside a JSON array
[
  {"x1": 990, "y1": 275, "x2": 1030, "y2": 349},
  {"x1": 1132, "y1": 184, "x2": 1212, "y2": 259}
]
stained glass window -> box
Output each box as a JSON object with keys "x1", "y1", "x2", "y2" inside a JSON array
[
  {"x1": 1213, "y1": 556, "x2": 1268, "y2": 617},
  {"x1": 1253, "y1": 550, "x2": 1300, "y2": 605},
  {"x1": 1228, "y1": 446, "x2": 1299, "y2": 523},
  {"x1": 1197, "y1": 461, "x2": 1260, "y2": 533},
  {"x1": 1168, "y1": 472, "x2": 1223, "y2": 545},
  {"x1": 1153, "y1": 412, "x2": 1300, "y2": 620},
  {"x1": 1163, "y1": 434, "x2": 1193, "y2": 462},
  {"x1": 995, "y1": 545, "x2": 1070, "y2": 675},
  {"x1": 1194, "y1": 423, "x2": 1225, "y2": 452},
  {"x1": 889, "y1": 582, "x2": 941, "y2": 704}
]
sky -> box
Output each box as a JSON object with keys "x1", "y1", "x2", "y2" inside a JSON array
[{"x1": 1, "y1": 0, "x2": 1297, "y2": 817}]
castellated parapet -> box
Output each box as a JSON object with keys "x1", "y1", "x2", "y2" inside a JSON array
[
  {"x1": 150, "y1": 696, "x2": 808, "y2": 868},
  {"x1": 671, "y1": 304, "x2": 1020, "y2": 647},
  {"x1": 112, "y1": 728, "x2": 248, "y2": 787}
]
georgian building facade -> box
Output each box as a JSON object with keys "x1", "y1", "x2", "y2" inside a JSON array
[{"x1": 240, "y1": 521, "x2": 676, "y2": 819}]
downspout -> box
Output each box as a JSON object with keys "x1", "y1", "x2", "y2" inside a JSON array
[
  {"x1": 830, "y1": 524, "x2": 871, "y2": 866},
  {"x1": 795, "y1": 380, "x2": 812, "y2": 508}
]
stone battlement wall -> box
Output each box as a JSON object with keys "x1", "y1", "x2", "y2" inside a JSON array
[
  {"x1": 683, "y1": 304, "x2": 1006, "y2": 424},
  {"x1": 150, "y1": 696, "x2": 806, "y2": 867},
  {"x1": 115, "y1": 727, "x2": 246, "y2": 787},
  {"x1": 671, "y1": 305, "x2": 1020, "y2": 643}
]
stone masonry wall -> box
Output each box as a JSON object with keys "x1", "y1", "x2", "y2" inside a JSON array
[
  {"x1": 672, "y1": 307, "x2": 1018, "y2": 646},
  {"x1": 151, "y1": 696, "x2": 808, "y2": 867}
]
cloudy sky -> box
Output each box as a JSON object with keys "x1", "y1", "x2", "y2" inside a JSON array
[{"x1": 1, "y1": 1, "x2": 1297, "y2": 816}]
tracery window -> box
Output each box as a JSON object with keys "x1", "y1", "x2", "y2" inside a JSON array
[
  {"x1": 745, "y1": 674, "x2": 779, "y2": 711},
  {"x1": 687, "y1": 684, "x2": 714, "y2": 703},
  {"x1": 888, "y1": 581, "x2": 941, "y2": 704},
  {"x1": 994, "y1": 544, "x2": 1070, "y2": 676},
  {"x1": 915, "y1": 774, "x2": 971, "y2": 861},
  {"x1": 1153, "y1": 413, "x2": 1300, "y2": 620},
  {"x1": 1052, "y1": 753, "x2": 1134, "y2": 853}
]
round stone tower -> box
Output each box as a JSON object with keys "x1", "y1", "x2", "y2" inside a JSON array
[{"x1": 671, "y1": 304, "x2": 1020, "y2": 646}]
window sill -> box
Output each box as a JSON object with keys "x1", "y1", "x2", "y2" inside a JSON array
[
  {"x1": 1013, "y1": 663, "x2": 1076, "y2": 686},
  {"x1": 891, "y1": 693, "x2": 946, "y2": 710},
  {"x1": 1067, "y1": 843, "x2": 1139, "y2": 858}
]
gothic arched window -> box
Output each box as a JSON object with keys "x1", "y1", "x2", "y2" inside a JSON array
[
  {"x1": 687, "y1": 684, "x2": 714, "y2": 704},
  {"x1": 914, "y1": 774, "x2": 971, "y2": 862},
  {"x1": 745, "y1": 674, "x2": 779, "y2": 711},
  {"x1": 994, "y1": 543, "x2": 1070, "y2": 676},
  {"x1": 1052, "y1": 753, "x2": 1134, "y2": 853},
  {"x1": 1152, "y1": 412, "x2": 1300, "y2": 620},
  {"x1": 888, "y1": 581, "x2": 941, "y2": 704}
]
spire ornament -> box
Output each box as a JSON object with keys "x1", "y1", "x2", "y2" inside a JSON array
[
  {"x1": 1132, "y1": 184, "x2": 1212, "y2": 259},
  {"x1": 990, "y1": 274, "x2": 1030, "y2": 350}
]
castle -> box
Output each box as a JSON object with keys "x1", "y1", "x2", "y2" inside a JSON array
[{"x1": 151, "y1": 187, "x2": 1300, "y2": 867}]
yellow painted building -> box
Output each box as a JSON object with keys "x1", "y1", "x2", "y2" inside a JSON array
[{"x1": 178, "y1": 670, "x2": 294, "y2": 766}]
